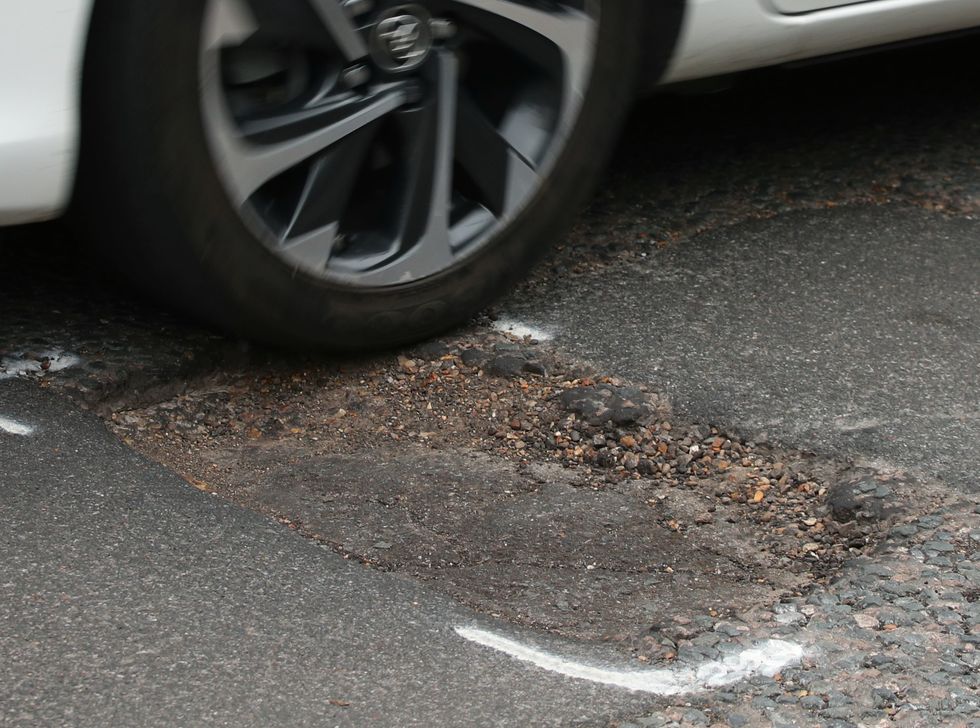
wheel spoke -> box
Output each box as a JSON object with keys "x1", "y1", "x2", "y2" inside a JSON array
[
  {"x1": 449, "y1": 0, "x2": 595, "y2": 109},
  {"x1": 306, "y1": 0, "x2": 368, "y2": 61},
  {"x1": 501, "y1": 145, "x2": 539, "y2": 219},
  {"x1": 202, "y1": 0, "x2": 399, "y2": 205},
  {"x1": 456, "y1": 91, "x2": 539, "y2": 218},
  {"x1": 202, "y1": 0, "x2": 259, "y2": 51},
  {"x1": 346, "y1": 51, "x2": 459, "y2": 286},
  {"x1": 202, "y1": 70, "x2": 409, "y2": 204},
  {"x1": 389, "y1": 94, "x2": 441, "y2": 253},
  {"x1": 239, "y1": 84, "x2": 414, "y2": 144},
  {"x1": 275, "y1": 121, "x2": 378, "y2": 272},
  {"x1": 206, "y1": 0, "x2": 368, "y2": 54},
  {"x1": 280, "y1": 223, "x2": 341, "y2": 272},
  {"x1": 200, "y1": 0, "x2": 597, "y2": 288}
]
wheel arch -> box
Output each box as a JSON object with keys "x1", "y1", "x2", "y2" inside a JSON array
[{"x1": 636, "y1": 0, "x2": 687, "y2": 94}]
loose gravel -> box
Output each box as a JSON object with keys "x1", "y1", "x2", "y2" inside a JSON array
[{"x1": 612, "y1": 502, "x2": 980, "y2": 728}]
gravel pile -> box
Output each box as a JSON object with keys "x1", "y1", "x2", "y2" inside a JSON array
[{"x1": 396, "y1": 336, "x2": 904, "y2": 571}]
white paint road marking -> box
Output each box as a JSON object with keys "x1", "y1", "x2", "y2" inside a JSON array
[
  {"x1": 0, "y1": 351, "x2": 81, "y2": 380},
  {"x1": 491, "y1": 319, "x2": 554, "y2": 342},
  {"x1": 455, "y1": 626, "x2": 804, "y2": 696},
  {"x1": 0, "y1": 416, "x2": 35, "y2": 436}
]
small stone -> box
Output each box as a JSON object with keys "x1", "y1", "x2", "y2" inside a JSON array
[
  {"x1": 880, "y1": 581, "x2": 919, "y2": 597},
  {"x1": 821, "y1": 708, "x2": 859, "y2": 722},
  {"x1": 522, "y1": 360, "x2": 547, "y2": 376},
  {"x1": 871, "y1": 688, "x2": 898, "y2": 708},
  {"x1": 611, "y1": 406, "x2": 644, "y2": 425},
  {"x1": 413, "y1": 341, "x2": 451, "y2": 360},
  {"x1": 799, "y1": 695, "x2": 825, "y2": 710},
  {"x1": 489, "y1": 355, "x2": 526, "y2": 377},
  {"x1": 826, "y1": 486, "x2": 862, "y2": 522},
  {"x1": 460, "y1": 348, "x2": 488, "y2": 367},
  {"x1": 713, "y1": 621, "x2": 748, "y2": 637},
  {"x1": 863, "y1": 654, "x2": 893, "y2": 668},
  {"x1": 680, "y1": 709, "x2": 709, "y2": 726},
  {"x1": 775, "y1": 610, "x2": 806, "y2": 626},
  {"x1": 853, "y1": 613, "x2": 879, "y2": 630},
  {"x1": 826, "y1": 481, "x2": 883, "y2": 523},
  {"x1": 751, "y1": 697, "x2": 777, "y2": 711},
  {"x1": 373, "y1": 541, "x2": 392, "y2": 550}
]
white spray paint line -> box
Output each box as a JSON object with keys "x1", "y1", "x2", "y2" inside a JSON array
[
  {"x1": 0, "y1": 351, "x2": 82, "y2": 380},
  {"x1": 0, "y1": 416, "x2": 35, "y2": 436},
  {"x1": 491, "y1": 318, "x2": 555, "y2": 342},
  {"x1": 455, "y1": 626, "x2": 803, "y2": 696}
]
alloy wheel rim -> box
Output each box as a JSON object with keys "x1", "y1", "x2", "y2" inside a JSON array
[{"x1": 200, "y1": 0, "x2": 598, "y2": 287}]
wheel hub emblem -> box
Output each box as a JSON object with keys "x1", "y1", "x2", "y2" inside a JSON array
[{"x1": 371, "y1": 5, "x2": 433, "y2": 72}]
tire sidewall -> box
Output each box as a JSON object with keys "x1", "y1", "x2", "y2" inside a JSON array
[{"x1": 87, "y1": 0, "x2": 645, "y2": 349}]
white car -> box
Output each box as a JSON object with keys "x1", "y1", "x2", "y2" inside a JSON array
[{"x1": 3, "y1": 1, "x2": 978, "y2": 348}]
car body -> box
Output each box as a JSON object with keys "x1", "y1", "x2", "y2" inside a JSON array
[
  {"x1": 0, "y1": 2, "x2": 94, "y2": 225},
  {"x1": 2, "y1": 1, "x2": 977, "y2": 348}
]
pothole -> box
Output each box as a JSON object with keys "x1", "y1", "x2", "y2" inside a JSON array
[{"x1": 106, "y1": 331, "x2": 938, "y2": 660}]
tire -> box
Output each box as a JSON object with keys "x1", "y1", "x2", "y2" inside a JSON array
[{"x1": 77, "y1": 0, "x2": 647, "y2": 350}]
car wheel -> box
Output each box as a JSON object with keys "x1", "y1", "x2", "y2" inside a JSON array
[{"x1": 79, "y1": 0, "x2": 644, "y2": 349}]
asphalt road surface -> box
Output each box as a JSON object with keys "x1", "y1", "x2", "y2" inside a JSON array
[
  {"x1": 2, "y1": 36, "x2": 978, "y2": 728},
  {"x1": 503, "y1": 205, "x2": 979, "y2": 493},
  {"x1": 0, "y1": 378, "x2": 683, "y2": 727}
]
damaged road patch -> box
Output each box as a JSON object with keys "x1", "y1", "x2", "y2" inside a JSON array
[
  {"x1": 106, "y1": 332, "x2": 929, "y2": 659},
  {"x1": 202, "y1": 446, "x2": 802, "y2": 645}
]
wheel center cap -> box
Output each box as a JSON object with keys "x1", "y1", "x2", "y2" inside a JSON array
[{"x1": 370, "y1": 5, "x2": 433, "y2": 73}]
